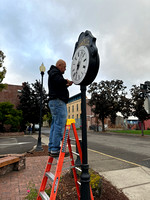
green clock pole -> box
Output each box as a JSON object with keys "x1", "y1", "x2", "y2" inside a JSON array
[{"x1": 80, "y1": 85, "x2": 91, "y2": 200}]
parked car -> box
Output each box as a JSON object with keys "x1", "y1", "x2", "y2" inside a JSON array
[
  {"x1": 35, "y1": 124, "x2": 39, "y2": 131},
  {"x1": 89, "y1": 125, "x2": 102, "y2": 131},
  {"x1": 89, "y1": 125, "x2": 97, "y2": 131}
]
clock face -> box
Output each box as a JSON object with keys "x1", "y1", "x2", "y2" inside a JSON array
[{"x1": 71, "y1": 46, "x2": 89, "y2": 85}]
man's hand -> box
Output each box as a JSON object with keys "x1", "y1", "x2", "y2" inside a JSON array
[{"x1": 66, "y1": 79, "x2": 73, "y2": 86}]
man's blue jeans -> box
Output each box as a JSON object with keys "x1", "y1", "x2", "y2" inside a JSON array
[{"x1": 48, "y1": 99, "x2": 67, "y2": 152}]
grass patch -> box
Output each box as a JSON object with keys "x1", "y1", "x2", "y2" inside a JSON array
[
  {"x1": 110, "y1": 129, "x2": 150, "y2": 135},
  {"x1": 25, "y1": 182, "x2": 38, "y2": 200}
]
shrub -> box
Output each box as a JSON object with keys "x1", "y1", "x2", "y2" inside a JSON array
[
  {"x1": 89, "y1": 169, "x2": 102, "y2": 197},
  {"x1": 0, "y1": 102, "x2": 22, "y2": 132}
]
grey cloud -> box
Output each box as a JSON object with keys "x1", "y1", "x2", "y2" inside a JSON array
[{"x1": 0, "y1": 0, "x2": 150, "y2": 96}]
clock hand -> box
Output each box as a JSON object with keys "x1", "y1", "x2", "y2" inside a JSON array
[
  {"x1": 77, "y1": 62, "x2": 80, "y2": 71},
  {"x1": 77, "y1": 51, "x2": 85, "y2": 71},
  {"x1": 76, "y1": 51, "x2": 83, "y2": 70}
]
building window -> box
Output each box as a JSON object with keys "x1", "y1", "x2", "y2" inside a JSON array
[
  {"x1": 77, "y1": 114, "x2": 78, "y2": 119},
  {"x1": 68, "y1": 115, "x2": 70, "y2": 119},
  {"x1": 76, "y1": 104, "x2": 78, "y2": 111},
  {"x1": 72, "y1": 105, "x2": 74, "y2": 112},
  {"x1": 72, "y1": 115, "x2": 74, "y2": 119},
  {"x1": 68, "y1": 107, "x2": 70, "y2": 113}
]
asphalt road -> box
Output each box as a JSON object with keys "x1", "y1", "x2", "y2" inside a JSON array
[
  {"x1": 69, "y1": 129, "x2": 150, "y2": 168},
  {"x1": 0, "y1": 135, "x2": 37, "y2": 155},
  {"x1": 1, "y1": 128, "x2": 150, "y2": 169},
  {"x1": 42, "y1": 127, "x2": 150, "y2": 168},
  {"x1": 91, "y1": 132, "x2": 150, "y2": 168}
]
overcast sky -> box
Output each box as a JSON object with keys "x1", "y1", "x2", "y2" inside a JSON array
[{"x1": 1, "y1": 0, "x2": 150, "y2": 97}]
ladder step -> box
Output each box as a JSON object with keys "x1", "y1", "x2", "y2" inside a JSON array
[
  {"x1": 62, "y1": 165, "x2": 82, "y2": 171},
  {"x1": 52, "y1": 157, "x2": 59, "y2": 160},
  {"x1": 39, "y1": 191, "x2": 49, "y2": 200},
  {"x1": 48, "y1": 156, "x2": 59, "y2": 160},
  {"x1": 63, "y1": 158, "x2": 72, "y2": 163},
  {"x1": 75, "y1": 167, "x2": 82, "y2": 172},
  {"x1": 70, "y1": 138, "x2": 81, "y2": 141},
  {"x1": 45, "y1": 172, "x2": 54, "y2": 183},
  {"x1": 62, "y1": 165, "x2": 75, "y2": 171},
  {"x1": 77, "y1": 181, "x2": 81, "y2": 185},
  {"x1": 48, "y1": 162, "x2": 58, "y2": 165},
  {"x1": 72, "y1": 151, "x2": 79, "y2": 156},
  {"x1": 70, "y1": 138, "x2": 76, "y2": 141}
]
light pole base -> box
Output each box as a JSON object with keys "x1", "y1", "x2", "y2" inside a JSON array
[
  {"x1": 35, "y1": 145, "x2": 43, "y2": 151},
  {"x1": 80, "y1": 164, "x2": 91, "y2": 200},
  {"x1": 35, "y1": 137, "x2": 43, "y2": 151}
]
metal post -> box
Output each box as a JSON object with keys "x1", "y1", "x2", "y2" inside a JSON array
[
  {"x1": 80, "y1": 85, "x2": 91, "y2": 200},
  {"x1": 75, "y1": 139, "x2": 82, "y2": 166},
  {"x1": 36, "y1": 71, "x2": 44, "y2": 151}
]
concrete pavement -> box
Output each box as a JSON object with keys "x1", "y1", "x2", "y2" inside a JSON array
[
  {"x1": 32, "y1": 134, "x2": 150, "y2": 200},
  {"x1": 101, "y1": 167, "x2": 150, "y2": 200},
  {"x1": 88, "y1": 148, "x2": 150, "y2": 200}
]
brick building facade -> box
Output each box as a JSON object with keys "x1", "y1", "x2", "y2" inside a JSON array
[
  {"x1": 0, "y1": 84, "x2": 22, "y2": 108},
  {"x1": 67, "y1": 93, "x2": 100, "y2": 130}
]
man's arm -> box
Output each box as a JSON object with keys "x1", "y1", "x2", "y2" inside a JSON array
[
  {"x1": 66, "y1": 79, "x2": 73, "y2": 87},
  {"x1": 51, "y1": 72, "x2": 67, "y2": 86}
]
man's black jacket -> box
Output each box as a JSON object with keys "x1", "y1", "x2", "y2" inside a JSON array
[{"x1": 48, "y1": 65, "x2": 69, "y2": 103}]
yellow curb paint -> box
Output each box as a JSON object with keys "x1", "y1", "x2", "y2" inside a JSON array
[{"x1": 88, "y1": 148, "x2": 142, "y2": 167}]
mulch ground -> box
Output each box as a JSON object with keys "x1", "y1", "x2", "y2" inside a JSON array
[{"x1": 26, "y1": 145, "x2": 129, "y2": 200}]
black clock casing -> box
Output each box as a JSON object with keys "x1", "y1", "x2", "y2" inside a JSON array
[{"x1": 71, "y1": 30, "x2": 100, "y2": 86}]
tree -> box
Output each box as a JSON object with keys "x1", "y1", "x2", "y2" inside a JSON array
[
  {"x1": 119, "y1": 96, "x2": 132, "y2": 119},
  {"x1": 31, "y1": 80, "x2": 49, "y2": 132},
  {"x1": 17, "y1": 82, "x2": 33, "y2": 130},
  {"x1": 88, "y1": 80, "x2": 130, "y2": 131},
  {"x1": 0, "y1": 50, "x2": 7, "y2": 91},
  {"x1": 43, "y1": 112, "x2": 52, "y2": 127},
  {"x1": 130, "y1": 85, "x2": 150, "y2": 136},
  {"x1": 0, "y1": 102, "x2": 22, "y2": 132},
  {"x1": 18, "y1": 80, "x2": 49, "y2": 132}
]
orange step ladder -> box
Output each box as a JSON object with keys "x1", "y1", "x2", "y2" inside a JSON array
[{"x1": 37, "y1": 119, "x2": 94, "y2": 200}]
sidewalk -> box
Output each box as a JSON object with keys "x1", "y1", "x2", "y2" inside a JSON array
[
  {"x1": 88, "y1": 148, "x2": 150, "y2": 200},
  {"x1": 0, "y1": 134, "x2": 150, "y2": 199}
]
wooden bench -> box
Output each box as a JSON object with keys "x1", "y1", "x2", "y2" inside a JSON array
[
  {"x1": 0, "y1": 155, "x2": 26, "y2": 176},
  {"x1": 0, "y1": 156, "x2": 20, "y2": 168}
]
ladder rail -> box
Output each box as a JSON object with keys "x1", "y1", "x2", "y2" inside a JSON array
[
  {"x1": 37, "y1": 157, "x2": 54, "y2": 200},
  {"x1": 37, "y1": 119, "x2": 94, "y2": 200},
  {"x1": 67, "y1": 136, "x2": 80, "y2": 200},
  {"x1": 50, "y1": 124, "x2": 70, "y2": 200},
  {"x1": 72, "y1": 123, "x2": 83, "y2": 162},
  {"x1": 49, "y1": 152, "x2": 66, "y2": 200}
]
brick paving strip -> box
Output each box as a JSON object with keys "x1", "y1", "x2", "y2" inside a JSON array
[{"x1": 0, "y1": 156, "x2": 70, "y2": 200}]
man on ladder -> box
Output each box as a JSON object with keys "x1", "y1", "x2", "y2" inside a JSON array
[{"x1": 47, "y1": 59, "x2": 73, "y2": 157}]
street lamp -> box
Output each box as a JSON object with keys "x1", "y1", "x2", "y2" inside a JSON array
[{"x1": 36, "y1": 63, "x2": 46, "y2": 151}]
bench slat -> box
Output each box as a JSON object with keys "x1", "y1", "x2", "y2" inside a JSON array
[{"x1": 0, "y1": 156, "x2": 20, "y2": 168}]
